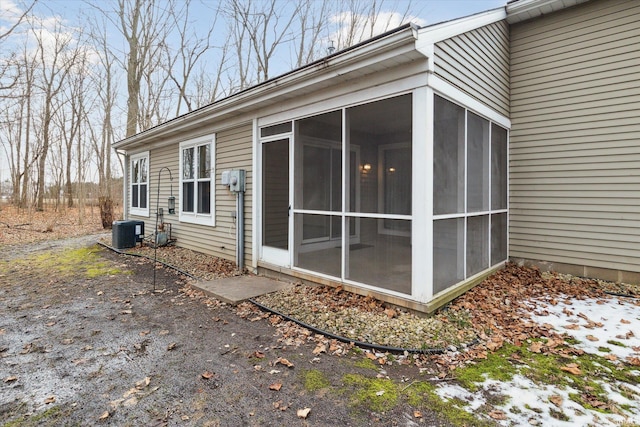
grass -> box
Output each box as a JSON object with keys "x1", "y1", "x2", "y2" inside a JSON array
[
  {"x1": 0, "y1": 246, "x2": 128, "y2": 279},
  {"x1": 302, "y1": 369, "x2": 331, "y2": 392},
  {"x1": 445, "y1": 341, "x2": 640, "y2": 420},
  {"x1": 342, "y1": 374, "x2": 398, "y2": 412},
  {"x1": 2, "y1": 405, "x2": 75, "y2": 427}
]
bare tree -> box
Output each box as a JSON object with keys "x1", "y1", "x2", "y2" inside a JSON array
[
  {"x1": 227, "y1": 0, "x2": 300, "y2": 84},
  {"x1": 113, "y1": 0, "x2": 172, "y2": 137},
  {"x1": 292, "y1": 0, "x2": 330, "y2": 67},
  {"x1": 31, "y1": 18, "x2": 80, "y2": 211},
  {"x1": 0, "y1": 0, "x2": 37, "y2": 92},
  {"x1": 166, "y1": 0, "x2": 216, "y2": 116}
]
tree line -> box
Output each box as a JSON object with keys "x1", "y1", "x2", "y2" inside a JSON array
[{"x1": 0, "y1": 0, "x2": 419, "y2": 220}]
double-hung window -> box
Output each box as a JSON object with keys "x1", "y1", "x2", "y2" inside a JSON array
[
  {"x1": 130, "y1": 152, "x2": 149, "y2": 216},
  {"x1": 179, "y1": 135, "x2": 215, "y2": 225}
]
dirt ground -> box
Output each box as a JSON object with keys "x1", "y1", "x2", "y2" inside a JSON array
[{"x1": 0, "y1": 236, "x2": 454, "y2": 427}]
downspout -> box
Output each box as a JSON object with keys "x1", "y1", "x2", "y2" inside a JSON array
[{"x1": 237, "y1": 189, "x2": 244, "y2": 270}]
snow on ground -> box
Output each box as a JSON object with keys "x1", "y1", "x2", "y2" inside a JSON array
[
  {"x1": 529, "y1": 295, "x2": 640, "y2": 361},
  {"x1": 435, "y1": 294, "x2": 640, "y2": 426}
]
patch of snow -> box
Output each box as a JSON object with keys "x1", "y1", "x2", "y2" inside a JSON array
[
  {"x1": 435, "y1": 295, "x2": 640, "y2": 426},
  {"x1": 530, "y1": 295, "x2": 640, "y2": 362}
]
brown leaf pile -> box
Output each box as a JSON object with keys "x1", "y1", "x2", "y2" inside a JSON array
[
  {"x1": 442, "y1": 263, "x2": 606, "y2": 365},
  {"x1": 0, "y1": 205, "x2": 111, "y2": 246},
  {"x1": 126, "y1": 245, "x2": 242, "y2": 280}
]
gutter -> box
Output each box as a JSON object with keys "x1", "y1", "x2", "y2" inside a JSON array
[{"x1": 506, "y1": 0, "x2": 590, "y2": 23}]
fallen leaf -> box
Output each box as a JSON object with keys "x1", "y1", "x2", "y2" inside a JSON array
[
  {"x1": 201, "y1": 371, "x2": 215, "y2": 379},
  {"x1": 384, "y1": 308, "x2": 397, "y2": 318},
  {"x1": 139, "y1": 330, "x2": 150, "y2": 336},
  {"x1": 99, "y1": 411, "x2": 109, "y2": 420},
  {"x1": 135, "y1": 377, "x2": 150, "y2": 389},
  {"x1": 297, "y1": 408, "x2": 311, "y2": 419},
  {"x1": 488, "y1": 410, "x2": 506, "y2": 420},
  {"x1": 586, "y1": 335, "x2": 599, "y2": 342},
  {"x1": 44, "y1": 396, "x2": 56, "y2": 404},
  {"x1": 626, "y1": 357, "x2": 640, "y2": 366},
  {"x1": 549, "y1": 395, "x2": 563, "y2": 407},
  {"x1": 4, "y1": 376, "x2": 17, "y2": 383},
  {"x1": 365, "y1": 352, "x2": 377, "y2": 360},
  {"x1": 529, "y1": 342, "x2": 543, "y2": 353},
  {"x1": 251, "y1": 351, "x2": 265, "y2": 359},
  {"x1": 275, "y1": 357, "x2": 294, "y2": 368},
  {"x1": 604, "y1": 354, "x2": 618, "y2": 361},
  {"x1": 560, "y1": 363, "x2": 582, "y2": 375},
  {"x1": 167, "y1": 342, "x2": 176, "y2": 351},
  {"x1": 564, "y1": 324, "x2": 580, "y2": 330},
  {"x1": 621, "y1": 319, "x2": 631, "y2": 324},
  {"x1": 312, "y1": 343, "x2": 326, "y2": 355},
  {"x1": 413, "y1": 410, "x2": 422, "y2": 418},
  {"x1": 269, "y1": 382, "x2": 282, "y2": 391}
]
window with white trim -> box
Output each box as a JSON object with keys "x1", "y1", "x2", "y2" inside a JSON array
[
  {"x1": 130, "y1": 152, "x2": 149, "y2": 216},
  {"x1": 179, "y1": 135, "x2": 215, "y2": 225}
]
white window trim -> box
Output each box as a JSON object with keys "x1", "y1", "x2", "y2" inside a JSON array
[
  {"x1": 130, "y1": 151, "x2": 150, "y2": 217},
  {"x1": 179, "y1": 134, "x2": 216, "y2": 226}
]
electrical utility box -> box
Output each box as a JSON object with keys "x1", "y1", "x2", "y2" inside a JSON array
[{"x1": 228, "y1": 170, "x2": 246, "y2": 193}]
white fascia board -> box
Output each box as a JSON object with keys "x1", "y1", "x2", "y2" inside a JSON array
[
  {"x1": 415, "y1": 8, "x2": 507, "y2": 48},
  {"x1": 114, "y1": 27, "x2": 418, "y2": 152},
  {"x1": 506, "y1": 0, "x2": 590, "y2": 24}
]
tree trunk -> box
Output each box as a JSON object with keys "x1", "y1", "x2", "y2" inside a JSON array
[{"x1": 99, "y1": 196, "x2": 114, "y2": 228}]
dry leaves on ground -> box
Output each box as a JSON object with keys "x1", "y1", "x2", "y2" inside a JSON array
[{"x1": 0, "y1": 205, "x2": 111, "y2": 246}]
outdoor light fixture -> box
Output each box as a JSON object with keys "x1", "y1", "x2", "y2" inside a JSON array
[{"x1": 362, "y1": 163, "x2": 372, "y2": 173}]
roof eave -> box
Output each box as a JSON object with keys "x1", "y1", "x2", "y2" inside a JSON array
[
  {"x1": 506, "y1": 0, "x2": 590, "y2": 24},
  {"x1": 416, "y1": 7, "x2": 507, "y2": 45}
]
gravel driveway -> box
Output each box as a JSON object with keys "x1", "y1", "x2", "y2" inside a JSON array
[{"x1": 0, "y1": 236, "x2": 453, "y2": 426}]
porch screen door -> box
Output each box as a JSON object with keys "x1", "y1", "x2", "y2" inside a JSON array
[{"x1": 261, "y1": 138, "x2": 290, "y2": 266}]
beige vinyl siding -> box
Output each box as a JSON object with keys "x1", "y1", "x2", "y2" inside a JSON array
[
  {"x1": 129, "y1": 122, "x2": 253, "y2": 266},
  {"x1": 435, "y1": 20, "x2": 510, "y2": 117},
  {"x1": 509, "y1": 0, "x2": 640, "y2": 273}
]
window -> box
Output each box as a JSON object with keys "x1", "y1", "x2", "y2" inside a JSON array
[
  {"x1": 433, "y1": 95, "x2": 508, "y2": 295},
  {"x1": 130, "y1": 152, "x2": 149, "y2": 216},
  {"x1": 180, "y1": 135, "x2": 215, "y2": 225}
]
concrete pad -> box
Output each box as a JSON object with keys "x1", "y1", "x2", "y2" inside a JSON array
[{"x1": 192, "y1": 275, "x2": 293, "y2": 305}]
